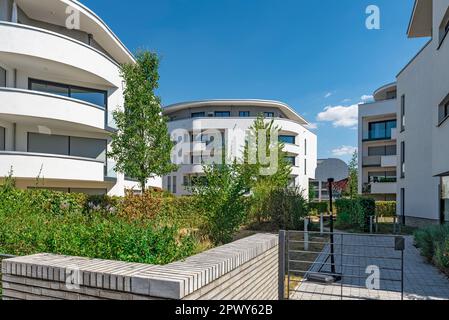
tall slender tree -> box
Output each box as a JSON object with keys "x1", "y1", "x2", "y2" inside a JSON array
[
  {"x1": 347, "y1": 151, "x2": 359, "y2": 199},
  {"x1": 109, "y1": 51, "x2": 177, "y2": 192}
]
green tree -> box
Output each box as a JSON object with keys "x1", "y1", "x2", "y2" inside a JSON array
[
  {"x1": 346, "y1": 151, "x2": 359, "y2": 199},
  {"x1": 191, "y1": 163, "x2": 249, "y2": 245},
  {"x1": 109, "y1": 51, "x2": 177, "y2": 192},
  {"x1": 241, "y1": 115, "x2": 292, "y2": 222}
]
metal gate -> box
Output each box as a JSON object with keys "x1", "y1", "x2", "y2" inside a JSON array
[{"x1": 278, "y1": 230, "x2": 405, "y2": 300}]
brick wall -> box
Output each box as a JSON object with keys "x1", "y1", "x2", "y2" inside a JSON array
[{"x1": 1, "y1": 234, "x2": 278, "y2": 300}]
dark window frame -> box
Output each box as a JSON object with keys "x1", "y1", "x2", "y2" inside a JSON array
[
  {"x1": 264, "y1": 112, "x2": 275, "y2": 118},
  {"x1": 401, "y1": 95, "x2": 405, "y2": 132},
  {"x1": 239, "y1": 111, "x2": 250, "y2": 117},
  {"x1": 214, "y1": 111, "x2": 231, "y2": 117},
  {"x1": 368, "y1": 119, "x2": 397, "y2": 140},
  {"x1": 0, "y1": 66, "x2": 6, "y2": 87},
  {"x1": 0, "y1": 126, "x2": 5, "y2": 151},
  {"x1": 401, "y1": 141, "x2": 405, "y2": 179},
  {"x1": 191, "y1": 112, "x2": 205, "y2": 118},
  {"x1": 279, "y1": 135, "x2": 296, "y2": 145},
  {"x1": 28, "y1": 78, "x2": 108, "y2": 109},
  {"x1": 285, "y1": 156, "x2": 296, "y2": 167}
]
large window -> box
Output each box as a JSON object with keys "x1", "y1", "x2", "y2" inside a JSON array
[
  {"x1": 368, "y1": 120, "x2": 397, "y2": 140},
  {"x1": 0, "y1": 127, "x2": 5, "y2": 151},
  {"x1": 0, "y1": 67, "x2": 6, "y2": 87},
  {"x1": 368, "y1": 145, "x2": 397, "y2": 156},
  {"x1": 29, "y1": 79, "x2": 107, "y2": 109},
  {"x1": 368, "y1": 171, "x2": 397, "y2": 183},
  {"x1": 279, "y1": 135, "x2": 296, "y2": 145},
  {"x1": 442, "y1": 177, "x2": 449, "y2": 223},
  {"x1": 214, "y1": 111, "x2": 231, "y2": 117},
  {"x1": 27, "y1": 133, "x2": 106, "y2": 161},
  {"x1": 239, "y1": 111, "x2": 250, "y2": 117},
  {"x1": 264, "y1": 112, "x2": 275, "y2": 118}
]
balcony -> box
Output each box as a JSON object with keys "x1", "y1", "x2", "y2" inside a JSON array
[
  {"x1": 370, "y1": 182, "x2": 397, "y2": 195},
  {"x1": 0, "y1": 152, "x2": 108, "y2": 182},
  {"x1": 381, "y1": 155, "x2": 397, "y2": 168},
  {"x1": 363, "y1": 156, "x2": 381, "y2": 167},
  {"x1": 0, "y1": 22, "x2": 121, "y2": 86},
  {"x1": 0, "y1": 88, "x2": 107, "y2": 131}
]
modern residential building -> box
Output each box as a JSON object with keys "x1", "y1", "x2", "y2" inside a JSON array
[
  {"x1": 0, "y1": 0, "x2": 161, "y2": 195},
  {"x1": 358, "y1": 83, "x2": 398, "y2": 201},
  {"x1": 358, "y1": 0, "x2": 449, "y2": 226},
  {"x1": 310, "y1": 158, "x2": 348, "y2": 202},
  {"x1": 395, "y1": 0, "x2": 449, "y2": 226},
  {"x1": 162, "y1": 100, "x2": 317, "y2": 197}
]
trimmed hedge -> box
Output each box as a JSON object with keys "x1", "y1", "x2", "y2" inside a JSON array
[
  {"x1": 335, "y1": 197, "x2": 375, "y2": 232},
  {"x1": 375, "y1": 201, "x2": 396, "y2": 218},
  {"x1": 414, "y1": 225, "x2": 449, "y2": 275}
]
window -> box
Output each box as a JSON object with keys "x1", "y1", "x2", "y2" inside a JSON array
[
  {"x1": 368, "y1": 171, "x2": 397, "y2": 183},
  {"x1": 304, "y1": 139, "x2": 307, "y2": 156},
  {"x1": 239, "y1": 111, "x2": 250, "y2": 117},
  {"x1": 368, "y1": 145, "x2": 397, "y2": 156},
  {"x1": 401, "y1": 188, "x2": 405, "y2": 225},
  {"x1": 401, "y1": 95, "x2": 405, "y2": 131},
  {"x1": 401, "y1": 141, "x2": 405, "y2": 178},
  {"x1": 191, "y1": 112, "x2": 205, "y2": 118},
  {"x1": 285, "y1": 156, "x2": 296, "y2": 166},
  {"x1": 368, "y1": 120, "x2": 397, "y2": 140},
  {"x1": 439, "y1": 99, "x2": 449, "y2": 125},
  {"x1": 29, "y1": 79, "x2": 107, "y2": 108},
  {"x1": 279, "y1": 135, "x2": 295, "y2": 145},
  {"x1": 214, "y1": 111, "x2": 231, "y2": 117},
  {"x1": 167, "y1": 176, "x2": 172, "y2": 193},
  {"x1": 304, "y1": 159, "x2": 307, "y2": 175},
  {"x1": 0, "y1": 127, "x2": 5, "y2": 151},
  {"x1": 172, "y1": 176, "x2": 177, "y2": 194},
  {"x1": 386, "y1": 90, "x2": 397, "y2": 100},
  {"x1": 0, "y1": 67, "x2": 6, "y2": 87},
  {"x1": 439, "y1": 8, "x2": 449, "y2": 47},
  {"x1": 441, "y1": 176, "x2": 449, "y2": 223},
  {"x1": 27, "y1": 133, "x2": 107, "y2": 161},
  {"x1": 264, "y1": 112, "x2": 275, "y2": 118}
]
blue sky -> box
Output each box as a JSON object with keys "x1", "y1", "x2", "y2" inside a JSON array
[{"x1": 83, "y1": 0, "x2": 427, "y2": 162}]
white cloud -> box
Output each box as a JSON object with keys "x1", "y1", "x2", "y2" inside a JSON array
[
  {"x1": 332, "y1": 145, "x2": 357, "y2": 157},
  {"x1": 305, "y1": 122, "x2": 318, "y2": 130},
  {"x1": 316, "y1": 103, "x2": 359, "y2": 128},
  {"x1": 361, "y1": 94, "x2": 374, "y2": 102},
  {"x1": 342, "y1": 98, "x2": 351, "y2": 103},
  {"x1": 324, "y1": 92, "x2": 333, "y2": 98}
]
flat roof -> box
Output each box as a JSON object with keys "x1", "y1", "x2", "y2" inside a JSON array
[{"x1": 163, "y1": 99, "x2": 309, "y2": 125}]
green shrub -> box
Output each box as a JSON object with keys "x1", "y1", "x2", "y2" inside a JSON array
[
  {"x1": 0, "y1": 188, "x2": 199, "y2": 265},
  {"x1": 376, "y1": 201, "x2": 396, "y2": 218},
  {"x1": 335, "y1": 197, "x2": 375, "y2": 232},
  {"x1": 309, "y1": 202, "x2": 328, "y2": 216},
  {"x1": 414, "y1": 225, "x2": 449, "y2": 263},
  {"x1": 264, "y1": 188, "x2": 308, "y2": 230}
]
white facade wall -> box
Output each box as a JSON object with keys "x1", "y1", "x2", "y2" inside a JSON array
[{"x1": 396, "y1": 0, "x2": 449, "y2": 225}]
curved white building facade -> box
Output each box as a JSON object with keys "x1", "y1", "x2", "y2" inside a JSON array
[
  {"x1": 0, "y1": 0, "x2": 161, "y2": 195},
  {"x1": 163, "y1": 100, "x2": 317, "y2": 197}
]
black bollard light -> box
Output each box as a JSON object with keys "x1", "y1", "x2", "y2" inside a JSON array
[{"x1": 328, "y1": 178, "x2": 336, "y2": 275}]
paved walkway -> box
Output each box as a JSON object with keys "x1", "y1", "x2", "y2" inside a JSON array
[{"x1": 291, "y1": 235, "x2": 449, "y2": 300}]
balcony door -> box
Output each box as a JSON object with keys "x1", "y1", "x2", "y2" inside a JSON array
[{"x1": 441, "y1": 177, "x2": 449, "y2": 224}]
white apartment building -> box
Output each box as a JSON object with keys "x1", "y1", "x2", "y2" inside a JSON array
[
  {"x1": 358, "y1": 83, "x2": 398, "y2": 202},
  {"x1": 162, "y1": 100, "x2": 317, "y2": 197},
  {"x1": 0, "y1": 0, "x2": 161, "y2": 195},
  {"x1": 396, "y1": 0, "x2": 449, "y2": 226},
  {"x1": 358, "y1": 0, "x2": 449, "y2": 226}
]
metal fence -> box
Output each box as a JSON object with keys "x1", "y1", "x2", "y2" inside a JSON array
[{"x1": 279, "y1": 230, "x2": 405, "y2": 301}]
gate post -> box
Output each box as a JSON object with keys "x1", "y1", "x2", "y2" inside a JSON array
[{"x1": 278, "y1": 230, "x2": 286, "y2": 300}]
